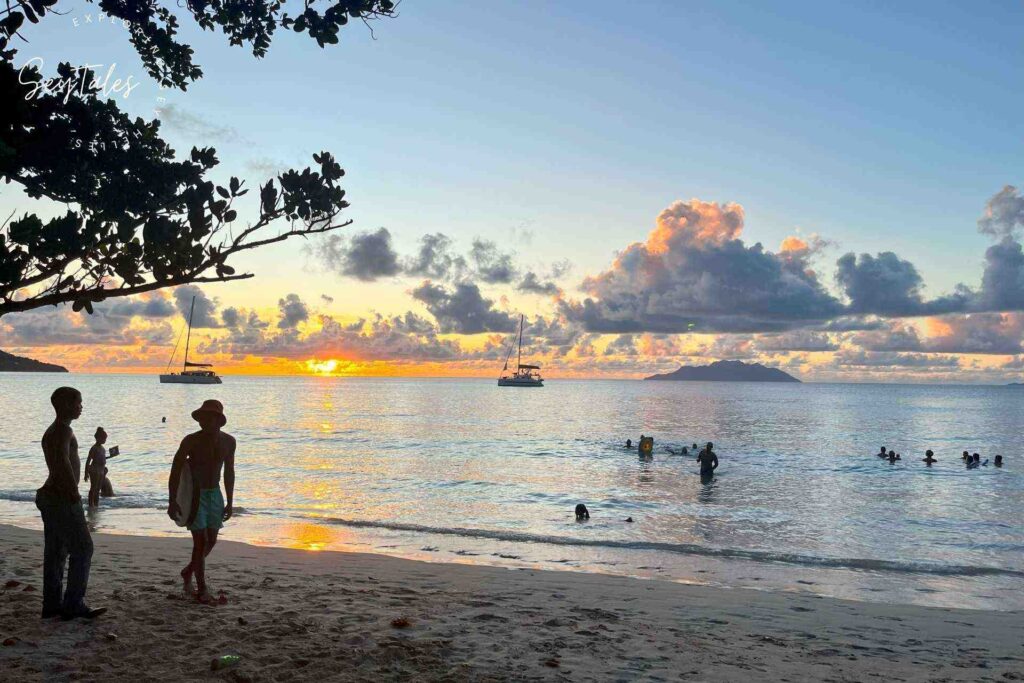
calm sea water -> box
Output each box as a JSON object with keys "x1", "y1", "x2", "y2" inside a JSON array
[{"x1": 1, "y1": 374, "x2": 1021, "y2": 610}]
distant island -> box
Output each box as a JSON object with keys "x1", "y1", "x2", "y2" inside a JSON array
[
  {"x1": 0, "y1": 350, "x2": 68, "y2": 373},
  {"x1": 645, "y1": 360, "x2": 800, "y2": 383}
]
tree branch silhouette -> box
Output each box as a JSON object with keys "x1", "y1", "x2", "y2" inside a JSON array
[{"x1": 0, "y1": 0, "x2": 394, "y2": 317}]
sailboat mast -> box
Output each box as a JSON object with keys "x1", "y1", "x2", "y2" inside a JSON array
[
  {"x1": 182, "y1": 296, "x2": 195, "y2": 372},
  {"x1": 517, "y1": 314, "x2": 523, "y2": 370}
]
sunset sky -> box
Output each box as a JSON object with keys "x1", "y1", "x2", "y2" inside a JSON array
[{"x1": 2, "y1": 1, "x2": 1023, "y2": 381}]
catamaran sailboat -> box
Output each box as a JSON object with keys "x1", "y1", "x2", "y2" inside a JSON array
[
  {"x1": 159, "y1": 295, "x2": 222, "y2": 384},
  {"x1": 498, "y1": 314, "x2": 543, "y2": 387}
]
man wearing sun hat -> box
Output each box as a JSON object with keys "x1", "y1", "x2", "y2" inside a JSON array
[{"x1": 167, "y1": 399, "x2": 236, "y2": 603}]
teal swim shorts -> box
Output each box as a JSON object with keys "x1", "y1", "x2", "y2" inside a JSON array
[{"x1": 189, "y1": 488, "x2": 225, "y2": 532}]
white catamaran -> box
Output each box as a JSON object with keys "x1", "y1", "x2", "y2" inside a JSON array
[
  {"x1": 498, "y1": 314, "x2": 544, "y2": 387},
  {"x1": 159, "y1": 295, "x2": 222, "y2": 384}
]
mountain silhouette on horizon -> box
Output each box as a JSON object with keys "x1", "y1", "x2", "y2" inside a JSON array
[
  {"x1": 644, "y1": 360, "x2": 800, "y2": 383},
  {"x1": 0, "y1": 350, "x2": 68, "y2": 373}
]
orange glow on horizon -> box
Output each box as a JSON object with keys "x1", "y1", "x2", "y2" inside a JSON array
[{"x1": 305, "y1": 358, "x2": 340, "y2": 376}]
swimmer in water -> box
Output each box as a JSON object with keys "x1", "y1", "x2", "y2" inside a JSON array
[
  {"x1": 962, "y1": 450, "x2": 970, "y2": 462},
  {"x1": 878, "y1": 446, "x2": 888, "y2": 458},
  {"x1": 697, "y1": 442, "x2": 718, "y2": 478},
  {"x1": 922, "y1": 449, "x2": 937, "y2": 465},
  {"x1": 967, "y1": 453, "x2": 980, "y2": 469},
  {"x1": 625, "y1": 439, "x2": 632, "y2": 449},
  {"x1": 994, "y1": 455, "x2": 1003, "y2": 467},
  {"x1": 888, "y1": 450, "x2": 897, "y2": 463}
]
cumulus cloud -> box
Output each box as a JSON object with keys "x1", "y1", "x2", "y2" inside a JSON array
[
  {"x1": 755, "y1": 331, "x2": 838, "y2": 352},
  {"x1": 104, "y1": 294, "x2": 176, "y2": 319},
  {"x1": 604, "y1": 334, "x2": 638, "y2": 356},
  {"x1": 835, "y1": 252, "x2": 968, "y2": 316},
  {"x1": 277, "y1": 294, "x2": 310, "y2": 329},
  {"x1": 469, "y1": 239, "x2": 517, "y2": 284},
  {"x1": 563, "y1": 199, "x2": 844, "y2": 333},
  {"x1": 316, "y1": 228, "x2": 401, "y2": 282},
  {"x1": 0, "y1": 298, "x2": 174, "y2": 347},
  {"x1": 410, "y1": 281, "x2": 516, "y2": 334},
  {"x1": 977, "y1": 238, "x2": 1024, "y2": 311},
  {"x1": 924, "y1": 313, "x2": 1024, "y2": 355},
  {"x1": 852, "y1": 315, "x2": 1024, "y2": 355},
  {"x1": 404, "y1": 233, "x2": 467, "y2": 281},
  {"x1": 566, "y1": 189, "x2": 1024, "y2": 336},
  {"x1": 517, "y1": 271, "x2": 561, "y2": 296},
  {"x1": 203, "y1": 309, "x2": 465, "y2": 362},
  {"x1": 978, "y1": 185, "x2": 1024, "y2": 239},
  {"x1": 851, "y1": 323, "x2": 923, "y2": 352},
  {"x1": 173, "y1": 285, "x2": 220, "y2": 328}
]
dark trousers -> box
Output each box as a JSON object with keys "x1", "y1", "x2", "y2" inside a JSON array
[{"x1": 35, "y1": 489, "x2": 93, "y2": 613}]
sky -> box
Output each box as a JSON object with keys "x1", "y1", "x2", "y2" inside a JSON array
[{"x1": 2, "y1": 0, "x2": 1024, "y2": 381}]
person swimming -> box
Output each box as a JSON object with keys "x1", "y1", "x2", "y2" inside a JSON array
[
  {"x1": 994, "y1": 455, "x2": 1003, "y2": 467},
  {"x1": 878, "y1": 446, "x2": 888, "y2": 458},
  {"x1": 962, "y1": 450, "x2": 970, "y2": 462},
  {"x1": 967, "y1": 453, "x2": 981, "y2": 469},
  {"x1": 888, "y1": 450, "x2": 898, "y2": 463},
  {"x1": 625, "y1": 439, "x2": 632, "y2": 449},
  {"x1": 922, "y1": 449, "x2": 937, "y2": 464}
]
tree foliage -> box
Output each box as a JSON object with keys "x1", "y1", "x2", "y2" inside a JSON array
[{"x1": 0, "y1": 0, "x2": 397, "y2": 317}]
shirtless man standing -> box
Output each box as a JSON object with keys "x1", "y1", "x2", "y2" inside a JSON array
[
  {"x1": 166, "y1": 400, "x2": 235, "y2": 603},
  {"x1": 36, "y1": 387, "x2": 106, "y2": 620},
  {"x1": 697, "y1": 442, "x2": 719, "y2": 480}
]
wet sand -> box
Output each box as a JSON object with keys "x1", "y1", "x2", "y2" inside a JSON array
[{"x1": 1, "y1": 524, "x2": 1021, "y2": 681}]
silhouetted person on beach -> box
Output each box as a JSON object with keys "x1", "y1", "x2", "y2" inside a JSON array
[
  {"x1": 36, "y1": 387, "x2": 106, "y2": 620},
  {"x1": 697, "y1": 442, "x2": 718, "y2": 478},
  {"x1": 84, "y1": 428, "x2": 117, "y2": 508},
  {"x1": 167, "y1": 400, "x2": 236, "y2": 604},
  {"x1": 922, "y1": 450, "x2": 937, "y2": 465}
]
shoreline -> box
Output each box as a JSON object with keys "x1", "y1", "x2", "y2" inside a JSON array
[
  {"x1": 2, "y1": 501, "x2": 1021, "y2": 613},
  {"x1": 2, "y1": 524, "x2": 1022, "y2": 681}
]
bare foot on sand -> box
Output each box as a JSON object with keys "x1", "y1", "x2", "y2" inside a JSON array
[{"x1": 180, "y1": 567, "x2": 194, "y2": 597}]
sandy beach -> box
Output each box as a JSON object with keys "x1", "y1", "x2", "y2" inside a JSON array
[{"x1": 1, "y1": 524, "x2": 1021, "y2": 681}]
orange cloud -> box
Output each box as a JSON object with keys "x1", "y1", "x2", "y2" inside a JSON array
[
  {"x1": 780, "y1": 236, "x2": 809, "y2": 253},
  {"x1": 648, "y1": 199, "x2": 745, "y2": 254}
]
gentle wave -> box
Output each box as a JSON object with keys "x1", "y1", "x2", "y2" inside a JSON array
[
  {"x1": 2, "y1": 488, "x2": 1020, "y2": 579},
  {"x1": 0, "y1": 490, "x2": 250, "y2": 515},
  {"x1": 306, "y1": 514, "x2": 1024, "y2": 578}
]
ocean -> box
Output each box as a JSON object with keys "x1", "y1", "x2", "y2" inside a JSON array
[{"x1": 1, "y1": 374, "x2": 1021, "y2": 610}]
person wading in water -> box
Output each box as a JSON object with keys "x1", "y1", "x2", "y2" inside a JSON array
[{"x1": 167, "y1": 400, "x2": 236, "y2": 604}]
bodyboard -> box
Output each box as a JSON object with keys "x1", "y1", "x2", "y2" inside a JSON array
[{"x1": 174, "y1": 466, "x2": 196, "y2": 528}]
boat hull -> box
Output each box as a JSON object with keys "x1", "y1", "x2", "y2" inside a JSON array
[
  {"x1": 159, "y1": 374, "x2": 222, "y2": 384},
  {"x1": 497, "y1": 378, "x2": 544, "y2": 387}
]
